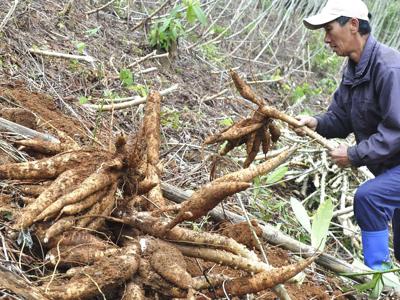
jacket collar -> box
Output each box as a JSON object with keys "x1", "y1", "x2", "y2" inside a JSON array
[{"x1": 343, "y1": 35, "x2": 378, "y2": 86}]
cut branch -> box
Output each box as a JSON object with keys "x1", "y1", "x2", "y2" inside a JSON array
[
  {"x1": 0, "y1": 117, "x2": 59, "y2": 143},
  {"x1": 29, "y1": 48, "x2": 96, "y2": 63},
  {"x1": 83, "y1": 84, "x2": 179, "y2": 111}
]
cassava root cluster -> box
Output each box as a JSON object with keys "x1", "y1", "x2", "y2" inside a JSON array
[{"x1": 0, "y1": 88, "x2": 313, "y2": 299}]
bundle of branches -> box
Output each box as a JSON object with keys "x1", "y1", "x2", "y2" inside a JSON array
[
  {"x1": 204, "y1": 85, "x2": 282, "y2": 167},
  {"x1": 0, "y1": 90, "x2": 315, "y2": 299},
  {"x1": 204, "y1": 70, "x2": 334, "y2": 167}
]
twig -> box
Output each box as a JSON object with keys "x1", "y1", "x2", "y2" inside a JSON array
[
  {"x1": 128, "y1": 52, "x2": 169, "y2": 68},
  {"x1": 29, "y1": 48, "x2": 97, "y2": 63},
  {"x1": 85, "y1": 0, "x2": 117, "y2": 15},
  {"x1": 131, "y1": 0, "x2": 172, "y2": 31},
  {"x1": 83, "y1": 84, "x2": 179, "y2": 111},
  {"x1": 0, "y1": 0, "x2": 19, "y2": 33}
]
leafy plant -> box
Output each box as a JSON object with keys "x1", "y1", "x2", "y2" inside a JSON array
[
  {"x1": 183, "y1": 0, "x2": 207, "y2": 26},
  {"x1": 74, "y1": 41, "x2": 86, "y2": 54},
  {"x1": 119, "y1": 68, "x2": 134, "y2": 86},
  {"x1": 148, "y1": 1, "x2": 207, "y2": 52},
  {"x1": 78, "y1": 96, "x2": 91, "y2": 105},
  {"x1": 290, "y1": 197, "x2": 333, "y2": 251},
  {"x1": 264, "y1": 165, "x2": 288, "y2": 185},
  {"x1": 161, "y1": 108, "x2": 181, "y2": 130},
  {"x1": 340, "y1": 267, "x2": 400, "y2": 298},
  {"x1": 129, "y1": 84, "x2": 148, "y2": 97},
  {"x1": 290, "y1": 82, "x2": 321, "y2": 104},
  {"x1": 149, "y1": 7, "x2": 184, "y2": 51},
  {"x1": 85, "y1": 26, "x2": 101, "y2": 37}
]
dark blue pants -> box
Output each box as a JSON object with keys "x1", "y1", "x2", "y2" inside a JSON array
[
  {"x1": 354, "y1": 165, "x2": 400, "y2": 231},
  {"x1": 354, "y1": 165, "x2": 400, "y2": 260}
]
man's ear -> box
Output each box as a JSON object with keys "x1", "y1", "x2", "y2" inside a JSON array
[{"x1": 349, "y1": 18, "x2": 360, "y2": 34}]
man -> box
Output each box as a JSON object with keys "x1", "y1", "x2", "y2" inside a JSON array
[{"x1": 300, "y1": 0, "x2": 400, "y2": 270}]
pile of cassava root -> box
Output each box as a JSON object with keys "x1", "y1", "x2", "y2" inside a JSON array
[{"x1": 0, "y1": 72, "x2": 317, "y2": 299}]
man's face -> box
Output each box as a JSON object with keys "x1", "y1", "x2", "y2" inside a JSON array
[{"x1": 323, "y1": 20, "x2": 355, "y2": 57}]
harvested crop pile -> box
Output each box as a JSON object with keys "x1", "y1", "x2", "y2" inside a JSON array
[{"x1": 0, "y1": 86, "x2": 316, "y2": 299}]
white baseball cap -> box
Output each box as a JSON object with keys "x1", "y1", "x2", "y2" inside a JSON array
[{"x1": 303, "y1": 0, "x2": 369, "y2": 30}]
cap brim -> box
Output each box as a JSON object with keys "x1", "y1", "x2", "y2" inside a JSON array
[{"x1": 303, "y1": 13, "x2": 339, "y2": 30}]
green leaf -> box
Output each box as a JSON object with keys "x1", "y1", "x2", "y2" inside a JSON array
[
  {"x1": 311, "y1": 198, "x2": 333, "y2": 251},
  {"x1": 370, "y1": 274, "x2": 384, "y2": 299},
  {"x1": 290, "y1": 197, "x2": 312, "y2": 234},
  {"x1": 265, "y1": 166, "x2": 288, "y2": 184},
  {"x1": 119, "y1": 68, "x2": 134, "y2": 86},
  {"x1": 78, "y1": 96, "x2": 89, "y2": 105},
  {"x1": 74, "y1": 41, "x2": 86, "y2": 54},
  {"x1": 85, "y1": 26, "x2": 101, "y2": 36},
  {"x1": 219, "y1": 117, "x2": 234, "y2": 127},
  {"x1": 193, "y1": 5, "x2": 207, "y2": 26},
  {"x1": 354, "y1": 273, "x2": 382, "y2": 293},
  {"x1": 186, "y1": 5, "x2": 197, "y2": 24}
]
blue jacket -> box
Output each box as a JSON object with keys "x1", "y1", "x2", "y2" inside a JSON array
[{"x1": 315, "y1": 35, "x2": 400, "y2": 176}]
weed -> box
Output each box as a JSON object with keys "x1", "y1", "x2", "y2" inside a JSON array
[
  {"x1": 161, "y1": 108, "x2": 181, "y2": 130},
  {"x1": 78, "y1": 96, "x2": 91, "y2": 105},
  {"x1": 129, "y1": 84, "x2": 148, "y2": 97},
  {"x1": 218, "y1": 117, "x2": 234, "y2": 127},
  {"x1": 149, "y1": 7, "x2": 184, "y2": 52},
  {"x1": 119, "y1": 68, "x2": 134, "y2": 87},
  {"x1": 148, "y1": 1, "x2": 207, "y2": 52},
  {"x1": 290, "y1": 82, "x2": 321, "y2": 105},
  {"x1": 200, "y1": 43, "x2": 224, "y2": 66},
  {"x1": 210, "y1": 24, "x2": 231, "y2": 37},
  {"x1": 309, "y1": 31, "x2": 343, "y2": 74},
  {"x1": 85, "y1": 26, "x2": 101, "y2": 37},
  {"x1": 74, "y1": 41, "x2": 86, "y2": 55}
]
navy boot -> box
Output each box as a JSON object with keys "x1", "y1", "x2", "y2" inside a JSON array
[{"x1": 362, "y1": 229, "x2": 391, "y2": 270}]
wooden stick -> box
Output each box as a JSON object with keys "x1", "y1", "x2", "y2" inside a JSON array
[
  {"x1": 0, "y1": 117, "x2": 60, "y2": 143},
  {"x1": 29, "y1": 48, "x2": 96, "y2": 63},
  {"x1": 83, "y1": 84, "x2": 179, "y2": 111}
]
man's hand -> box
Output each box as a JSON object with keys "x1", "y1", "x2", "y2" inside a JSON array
[
  {"x1": 329, "y1": 144, "x2": 351, "y2": 168},
  {"x1": 293, "y1": 116, "x2": 318, "y2": 136}
]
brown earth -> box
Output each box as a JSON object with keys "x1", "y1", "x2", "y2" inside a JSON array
[{"x1": 0, "y1": 85, "x2": 87, "y2": 140}]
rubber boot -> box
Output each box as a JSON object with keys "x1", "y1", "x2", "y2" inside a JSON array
[
  {"x1": 392, "y1": 209, "x2": 400, "y2": 261},
  {"x1": 361, "y1": 229, "x2": 390, "y2": 270}
]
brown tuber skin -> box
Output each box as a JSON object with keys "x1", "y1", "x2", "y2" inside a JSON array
[
  {"x1": 43, "y1": 242, "x2": 140, "y2": 300},
  {"x1": 0, "y1": 150, "x2": 108, "y2": 180},
  {"x1": 211, "y1": 256, "x2": 316, "y2": 297},
  {"x1": 163, "y1": 181, "x2": 251, "y2": 231}
]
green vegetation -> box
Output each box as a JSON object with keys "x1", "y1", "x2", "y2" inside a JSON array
[{"x1": 149, "y1": 1, "x2": 207, "y2": 51}]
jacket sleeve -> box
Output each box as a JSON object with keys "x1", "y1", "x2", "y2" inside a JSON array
[
  {"x1": 348, "y1": 67, "x2": 400, "y2": 166},
  {"x1": 314, "y1": 86, "x2": 352, "y2": 139}
]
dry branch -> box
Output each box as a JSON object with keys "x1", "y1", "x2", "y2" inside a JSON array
[
  {"x1": 83, "y1": 84, "x2": 179, "y2": 111},
  {"x1": 29, "y1": 48, "x2": 96, "y2": 63},
  {"x1": 0, "y1": 116, "x2": 59, "y2": 143}
]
